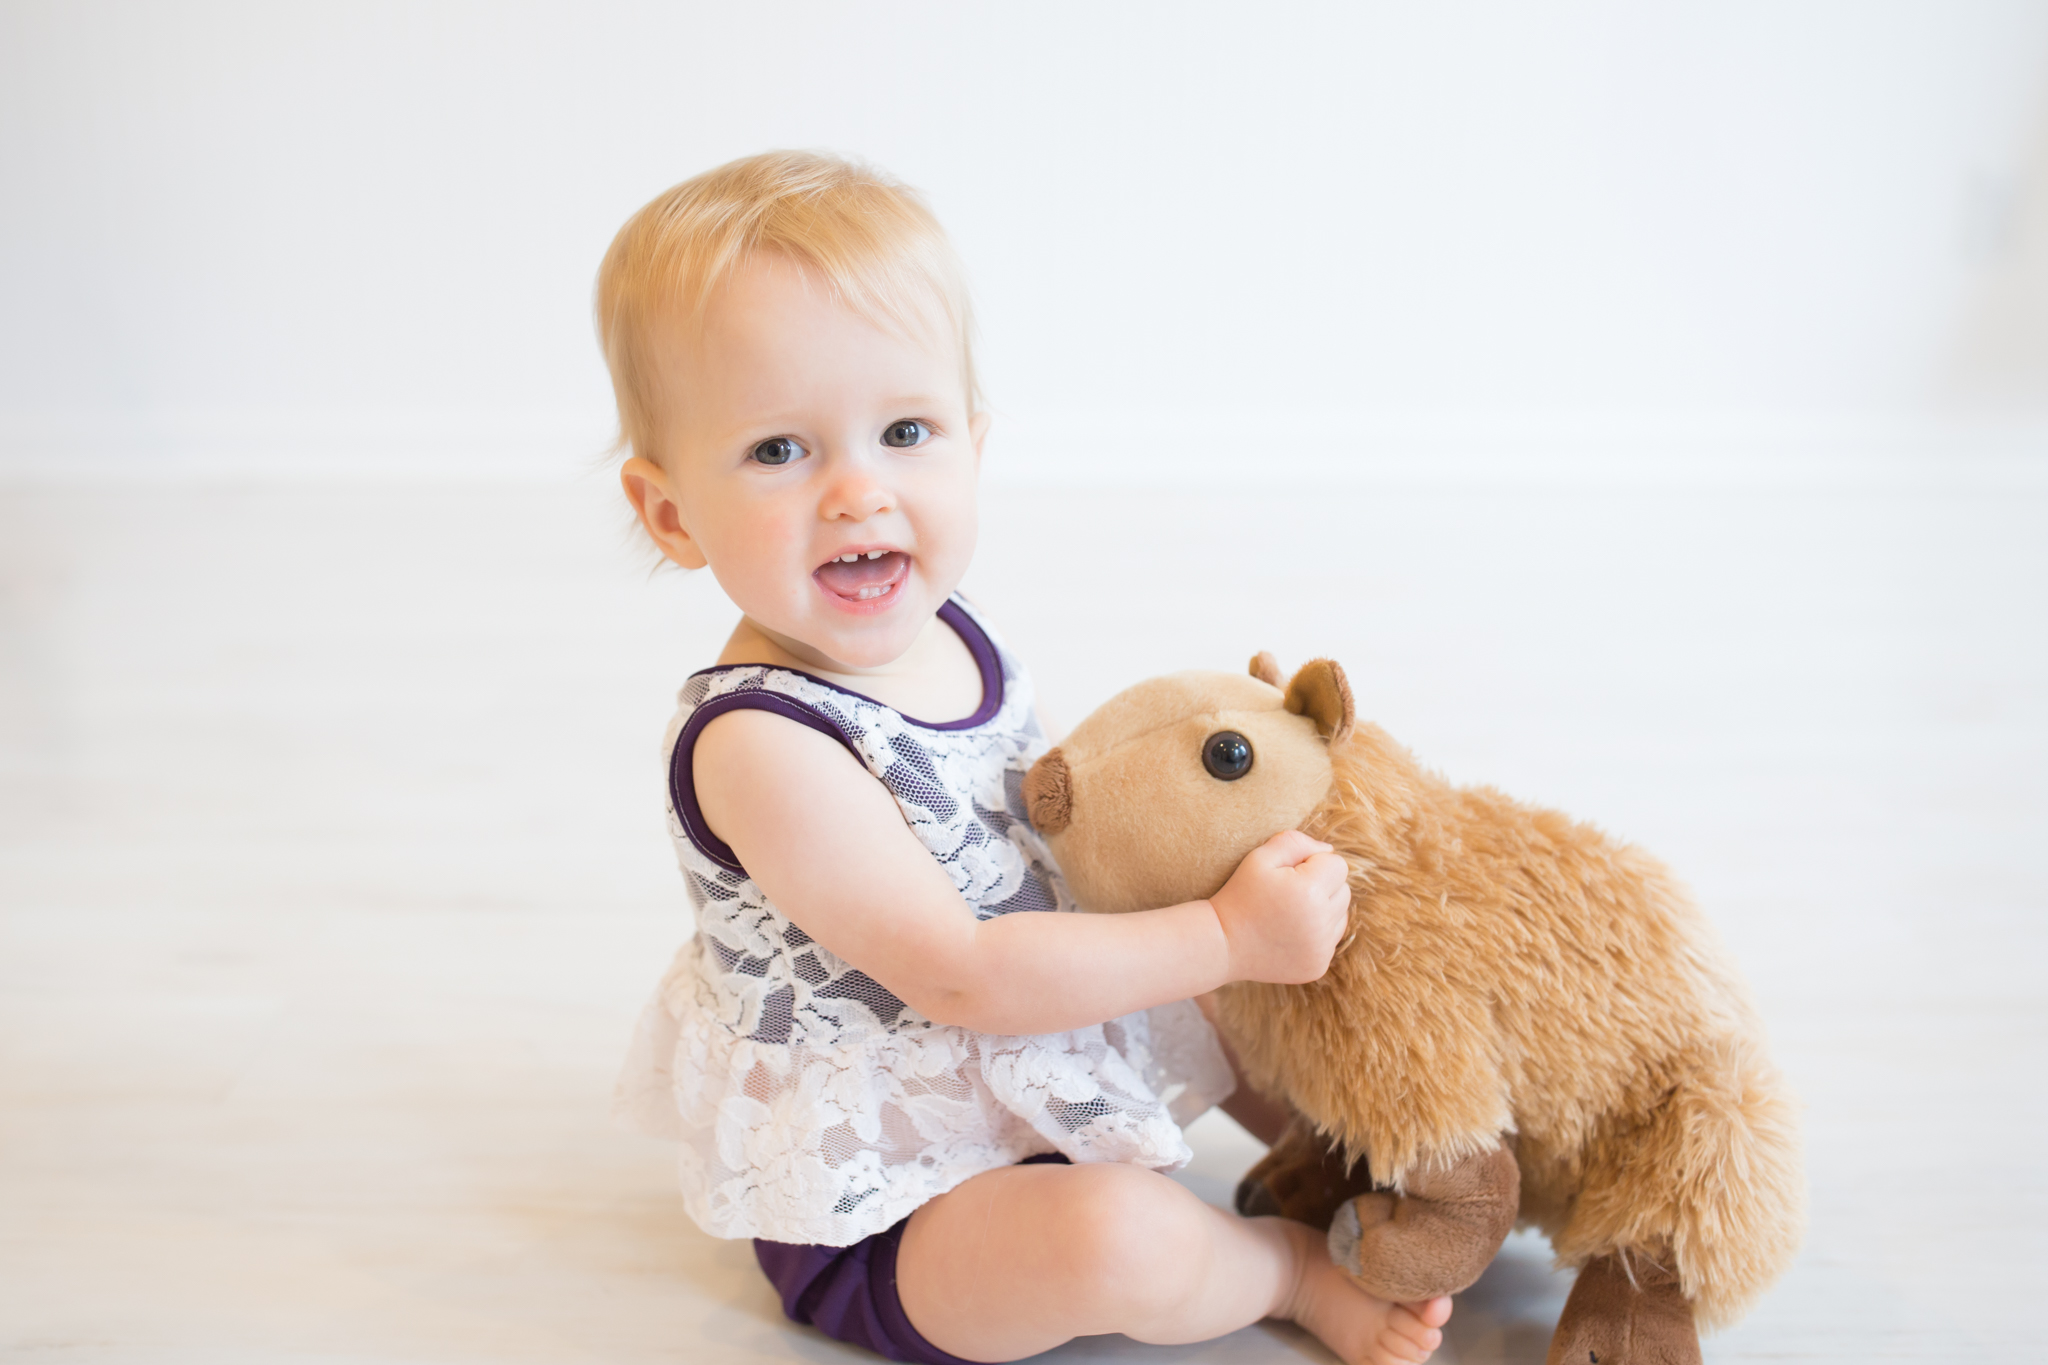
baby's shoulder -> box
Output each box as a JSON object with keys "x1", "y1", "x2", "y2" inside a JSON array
[
  {"x1": 674, "y1": 664, "x2": 873, "y2": 791},
  {"x1": 691, "y1": 694, "x2": 855, "y2": 769},
  {"x1": 679, "y1": 675, "x2": 918, "y2": 888}
]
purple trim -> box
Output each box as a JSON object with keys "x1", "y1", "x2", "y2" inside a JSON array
[
  {"x1": 684, "y1": 598, "x2": 1005, "y2": 732},
  {"x1": 667, "y1": 598, "x2": 1005, "y2": 878},
  {"x1": 670, "y1": 693, "x2": 863, "y2": 875},
  {"x1": 926, "y1": 598, "x2": 1005, "y2": 731}
]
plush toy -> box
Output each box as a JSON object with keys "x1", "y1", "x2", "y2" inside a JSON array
[{"x1": 1022, "y1": 655, "x2": 1803, "y2": 1365}]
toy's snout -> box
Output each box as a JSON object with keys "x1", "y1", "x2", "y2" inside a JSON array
[{"x1": 1023, "y1": 747, "x2": 1071, "y2": 835}]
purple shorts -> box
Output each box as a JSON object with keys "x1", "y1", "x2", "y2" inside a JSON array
[{"x1": 754, "y1": 1153, "x2": 1070, "y2": 1365}]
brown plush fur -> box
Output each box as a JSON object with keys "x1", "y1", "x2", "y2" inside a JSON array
[{"x1": 1030, "y1": 660, "x2": 1805, "y2": 1335}]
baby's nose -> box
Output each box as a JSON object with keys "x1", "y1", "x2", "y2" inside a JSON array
[{"x1": 819, "y1": 460, "x2": 894, "y2": 521}]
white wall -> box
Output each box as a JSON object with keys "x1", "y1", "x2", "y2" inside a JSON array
[{"x1": 3, "y1": 0, "x2": 2047, "y2": 482}]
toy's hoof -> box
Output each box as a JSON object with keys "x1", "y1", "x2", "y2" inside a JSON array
[
  {"x1": 1233, "y1": 1175, "x2": 1282, "y2": 1219},
  {"x1": 1326, "y1": 1191, "x2": 1463, "y2": 1301},
  {"x1": 1233, "y1": 1117, "x2": 1375, "y2": 1229},
  {"x1": 1328, "y1": 1197, "x2": 1365, "y2": 1276},
  {"x1": 1325, "y1": 1142, "x2": 1520, "y2": 1301},
  {"x1": 1544, "y1": 1250, "x2": 1699, "y2": 1365}
]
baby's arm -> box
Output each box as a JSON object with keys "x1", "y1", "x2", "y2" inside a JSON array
[{"x1": 695, "y1": 710, "x2": 1349, "y2": 1036}]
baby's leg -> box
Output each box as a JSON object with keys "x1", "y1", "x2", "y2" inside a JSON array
[{"x1": 895, "y1": 1160, "x2": 1452, "y2": 1365}]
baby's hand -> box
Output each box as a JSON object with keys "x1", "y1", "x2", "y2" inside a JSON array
[{"x1": 1209, "y1": 830, "x2": 1351, "y2": 985}]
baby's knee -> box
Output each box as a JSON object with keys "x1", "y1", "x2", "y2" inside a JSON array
[{"x1": 1055, "y1": 1164, "x2": 1212, "y2": 1311}]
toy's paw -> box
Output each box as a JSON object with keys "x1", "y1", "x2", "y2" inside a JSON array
[
  {"x1": 1234, "y1": 1118, "x2": 1374, "y2": 1228},
  {"x1": 1325, "y1": 1140, "x2": 1519, "y2": 1301},
  {"x1": 1544, "y1": 1251, "x2": 1699, "y2": 1365}
]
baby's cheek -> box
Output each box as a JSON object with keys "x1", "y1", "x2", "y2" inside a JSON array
[
  {"x1": 696, "y1": 520, "x2": 805, "y2": 614},
  {"x1": 908, "y1": 468, "x2": 980, "y2": 570},
  {"x1": 732, "y1": 512, "x2": 810, "y2": 582}
]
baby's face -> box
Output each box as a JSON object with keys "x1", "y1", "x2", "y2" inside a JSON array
[{"x1": 636, "y1": 253, "x2": 984, "y2": 672}]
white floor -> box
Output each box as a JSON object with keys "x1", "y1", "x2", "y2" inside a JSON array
[{"x1": 2, "y1": 473, "x2": 2043, "y2": 1363}]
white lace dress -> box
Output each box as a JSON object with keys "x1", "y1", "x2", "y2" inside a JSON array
[{"x1": 614, "y1": 598, "x2": 1235, "y2": 1247}]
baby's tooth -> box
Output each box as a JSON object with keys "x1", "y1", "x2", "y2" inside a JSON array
[{"x1": 867, "y1": 549, "x2": 885, "y2": 559}]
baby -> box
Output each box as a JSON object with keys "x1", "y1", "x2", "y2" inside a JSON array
[{"x1": 601, "y1": 151, "x2": 1451, "y2": 1365}]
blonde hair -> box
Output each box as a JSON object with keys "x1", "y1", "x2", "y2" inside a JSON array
[{"x1": 596, "y1": 151, "x2": 979, "y2": 463}]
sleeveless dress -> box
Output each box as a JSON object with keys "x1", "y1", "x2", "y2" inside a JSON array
[{"x1": 613, "y1": 597, "x2": 1235, "y2": 1247}]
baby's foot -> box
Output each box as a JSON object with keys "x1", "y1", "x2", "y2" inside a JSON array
[{"x1": 1274, "y1": 1219, "x2": 1453, "y2": 1365}]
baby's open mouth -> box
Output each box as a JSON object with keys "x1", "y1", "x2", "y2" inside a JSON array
[{"x1": 814, "y1": 549, "x2": 908, "y2": 604}]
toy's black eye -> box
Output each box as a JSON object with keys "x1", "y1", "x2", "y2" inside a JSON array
[
  {"x1": 750, "y1": 437, "x2": 805, "y2": 466},
  {"x1": 881, "y1": 419, "x2": 928, "y2": 448},
  {"x1": 1202, "y1": 730, "x2": 1253, "y2": 781}
]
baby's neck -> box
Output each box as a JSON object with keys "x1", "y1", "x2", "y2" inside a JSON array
[{"x1": 719, "y1": 611, "x2": 985, "y2": 723}]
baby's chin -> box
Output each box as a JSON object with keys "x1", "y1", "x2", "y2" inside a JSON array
[{"x1": 748, "y1": 575, "x2": 943, "y2": 674}]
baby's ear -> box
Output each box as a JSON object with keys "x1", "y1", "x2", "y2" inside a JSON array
[
  {"x1": 1248, "y1": 651, "x2": 1284, "y2": 689},
  {"x1": 1284, "y1": 659, "x2": 1355, "y2": 746}
]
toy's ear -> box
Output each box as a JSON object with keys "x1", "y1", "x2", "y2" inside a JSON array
[
  {"x1": 1248, "y1": 651, "x2": 1284, "y2": 688},
  {"x1": 1284, "y1": 659, "x2": 1355, "y2": 746}
]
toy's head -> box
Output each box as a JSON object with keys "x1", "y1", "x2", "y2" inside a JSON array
[{"x1": 1024, "y1": 653, "x2": 1355, "y2": 914}]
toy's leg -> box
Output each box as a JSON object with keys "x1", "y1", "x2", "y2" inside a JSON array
[
  {"x1": 1545, "y1": 1249, "x2": 1699, "y2": 1365},
  {"x1": 1327, "y1": 1139, "x2": 1519, "y2": 1301},
  {"x1": 1233, "y1": 1115, "x2": 1377, "y2": 1229}
]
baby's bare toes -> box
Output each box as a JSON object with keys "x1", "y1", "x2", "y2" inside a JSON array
[
  {"x1": 1386, "y1": 1304, "x2": 1445, "y2": 1350},
  {"x1": 1372, "y1": 1323, "x2": 1435, "y2": 1364}
]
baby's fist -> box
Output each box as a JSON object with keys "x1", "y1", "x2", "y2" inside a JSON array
[{"x1": 1210, "y1": 830, "x2": 1351, "y2": 985}]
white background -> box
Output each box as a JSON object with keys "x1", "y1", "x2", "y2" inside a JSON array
[
  {"x1": 4, "y1": 0, "x2": 2048, "y2": 481},
  {"x1": 4, "y1": 8, "x2": 2047, "y2": 1361}
]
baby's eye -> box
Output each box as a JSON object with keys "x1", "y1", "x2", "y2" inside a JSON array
[
  {"x1": 881, "y1": 420, "x2": 929, "y2": 449},
  {"x1": 750, "y1": 437, "x2": 806, "y2": 467}
]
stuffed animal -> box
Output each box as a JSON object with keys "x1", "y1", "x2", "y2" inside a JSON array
[{"x1": 1022, "y1": 654, "x2": 1803, "y2": 1365}]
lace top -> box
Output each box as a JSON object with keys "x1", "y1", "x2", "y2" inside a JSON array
[{"x1": 613, "y1": 598, "x2": 1235, "y2": 1247}]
